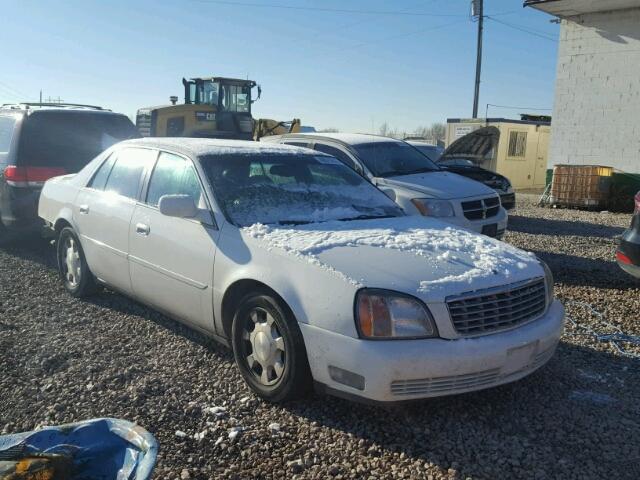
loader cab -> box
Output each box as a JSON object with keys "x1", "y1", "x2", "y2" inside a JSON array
[
  {"x1": 182, "y1": 77, "x2": 260, "y2": 115},
  {"x1": 136, "y1": 77, "x2": 260, "y2": 140}
]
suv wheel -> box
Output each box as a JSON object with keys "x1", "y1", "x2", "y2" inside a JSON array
[
  {"x1": 57, "y1": 227, "x2": 99, "y2": 297},
  {"x1": 232, "y1": 290, "x2": 312, "y2": 402}
]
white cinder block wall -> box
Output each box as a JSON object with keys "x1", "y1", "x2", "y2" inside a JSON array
[{"x1": 550, "y1": 8, "x2": 640, "y2": 173}]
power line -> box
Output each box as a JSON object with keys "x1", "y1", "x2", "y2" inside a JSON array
[
  {"x1": 0, "y1": 80, "x2": 29, "y2": 99},
  {"x1": 486, "y1": 16, "x2": 557, "y2": 42},
  {"x1": 190, "y1": 0, "x2": 519, "y2": 17},
  {"x1": 344, "y1": 19, "x2": 467, "y2": 52}
]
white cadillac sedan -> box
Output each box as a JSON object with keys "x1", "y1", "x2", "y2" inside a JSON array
[{"x1": 39, "y1": 138, "x2": 565, "y2": 404}]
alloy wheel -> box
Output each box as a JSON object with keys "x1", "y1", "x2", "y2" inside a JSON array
[
  {"x1": 62, "y1": 235, "x2": 82, "y2": 288},
  {"x1": 241, "y1": 307, "x2": 286, "y2": 386}
]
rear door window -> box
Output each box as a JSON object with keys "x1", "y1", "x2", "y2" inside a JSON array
[
  {"x1": 0, "y1": 116, "x2": 16, "y2": 155},
  {"x1": 89, "y1": 153, "x2": 116, "y2": 190},
  {"x1": 104, "y1": 148, "x2": 156, "y2": 200},
  {"x1": 313, "y1": 143, "x2": 359, "y2": 171},
  {"x1": 17, "y1": 111, "x2": 139, "y2": 172}
]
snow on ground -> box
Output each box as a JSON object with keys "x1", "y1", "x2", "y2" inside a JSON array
[{"x1": 243, "y1": 216, "x2": 539, "y2": 292}]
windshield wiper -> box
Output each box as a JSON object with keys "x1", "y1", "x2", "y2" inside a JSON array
[
  {"x1": 396, "y1": 167, "x2": 439, "y2": 176},
  {"x1": 276, "y1": 220, "x2": 313, "y2": 226},
  {"x1": 338, "y1": 214, "x2": 397, "y2": 221}
]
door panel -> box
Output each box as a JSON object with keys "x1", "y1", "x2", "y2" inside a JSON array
[
  {"x1": 534, "y1": 130, "x2": 550, "y2": 187},
  {"x1": 73, "y1": 147, "x2": 157, "y2": 294},
  {"x1": 129, "y1": 205, "x2": 217, "y2": 331},
  {"x1": 75, "y1": 189, "x2": 137, "y2": 293},
  {"x1": 128, "y1": 150, "x2": 218, "y2": 332}
]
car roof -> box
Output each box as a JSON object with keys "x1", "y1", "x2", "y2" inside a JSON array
[
  {"x1": 279, "y1": 132, "x2": 404, "y2": 146},
  {"x1": 119, "y1": 137, "x2": 319, "y2": 159},
  {"x1": 0, "y1": 103, "x2": 114, "y2": 113}
]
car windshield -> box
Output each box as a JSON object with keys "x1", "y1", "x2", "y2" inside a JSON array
[
  {"x1": 412, "y1": 144, "x2": 444, "y2": 162},
  {"x1": 200, "y1": 153, "x2": 403, "y2": 227},
  {"x1": 353, "y1": 142, "x2": 440, "y2": 178}
]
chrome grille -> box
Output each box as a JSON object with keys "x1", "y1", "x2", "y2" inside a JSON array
[
  {"x1": 461, "y1": 196, "x2": 500, "y2": 220},
  {"x1": 447, "y1": 279, "x2": 547, "y2": 336}
]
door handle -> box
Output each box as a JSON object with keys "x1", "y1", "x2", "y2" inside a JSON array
[
  {"x1": 136, "y1": 223, "x2": 150, "y2": 236},
  {"x1": 79, "y1": 205, "x2": 89, "y2": 214}
]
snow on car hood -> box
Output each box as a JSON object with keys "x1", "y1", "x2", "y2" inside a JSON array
[
  {"x1": 242, "y1": 216, "x2": 541, "y2": 301},
  {"x1": 376, "y1": 170, "x2": 494, "y2": 200}
]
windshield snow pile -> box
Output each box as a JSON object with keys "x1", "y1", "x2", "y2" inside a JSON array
[{"x1": 243, "y1": 216, "x2": 538, "y2": 292}]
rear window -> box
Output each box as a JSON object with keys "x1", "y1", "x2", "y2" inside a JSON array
[
  {"x1": 0, "y1": 116, "x2": 17, "y2": 154},
  {"x1": 17, "y1": 111, "x2": 139, "y2": 172}
]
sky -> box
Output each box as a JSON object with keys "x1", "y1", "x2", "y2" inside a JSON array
[{"x1": 0, "y1": 0, "x2": 559, "y2": 133}]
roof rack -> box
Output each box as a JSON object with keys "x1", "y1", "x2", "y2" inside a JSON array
[{"x1": 1, "y1": 102, "x2": 110, "y2": 111}]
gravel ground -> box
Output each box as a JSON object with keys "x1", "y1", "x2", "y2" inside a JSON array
[{"x1": 1, "y1": 196, "x2": 639, "y2": 480}]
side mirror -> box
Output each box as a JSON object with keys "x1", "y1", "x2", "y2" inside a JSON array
[{"x1": 158, "y1": 194, "x2": 198, "y2": 218}]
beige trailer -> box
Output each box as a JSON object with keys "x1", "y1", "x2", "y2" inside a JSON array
[{"x1": 445, "y1": 117, "x2": 551, "y2": 190}]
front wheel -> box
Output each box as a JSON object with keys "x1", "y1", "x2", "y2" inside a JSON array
[
  {"x1": 57, "y1": 227, "x2": 99, "y2": 297},
  {"x1": 231, "y1": 291, "x2": 312, "y2": 402}
]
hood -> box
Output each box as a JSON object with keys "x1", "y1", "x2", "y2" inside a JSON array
[
  {"x1": 242, "y1": 216, "x2": 542, "y2": 303},
  {"x1": 377, "y1": 170, "x2": 494, "y2": 199},
  {"x1": 440, "y1": 126, "x2": 499, "y2": 165}
]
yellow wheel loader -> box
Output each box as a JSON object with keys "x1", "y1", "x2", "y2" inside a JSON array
[{"x1": 136, "y1": 77, "x2": 301, "y2": 140}]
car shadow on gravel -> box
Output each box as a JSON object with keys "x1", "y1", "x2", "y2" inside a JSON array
[
  {"x1": 282, "y1": 341, "x2": 640, "y2": 479},
  {"x1": 0, "y1": 235, "x2": 57, "y2": 269},
  {"x1": 531, "y1": 249, "x2": 640, "y2": 290},
  {"x1": 83, "y1": 289, "x2": 234, "y2": 359},
  {"x1": 509, "y1": 214, "x2": 626, "y2": 239}
]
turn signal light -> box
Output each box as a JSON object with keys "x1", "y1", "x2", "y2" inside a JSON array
[{"x1": 616, "y1": 250, "x2": 632, "y2": 265}]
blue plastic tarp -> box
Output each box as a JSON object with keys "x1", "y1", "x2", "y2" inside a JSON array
[{"x1": 0, "y1": 418, "x2": 158, "y2": 479}]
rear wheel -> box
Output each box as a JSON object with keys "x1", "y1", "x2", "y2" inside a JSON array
[
  {"x1": 231, "y1": 291, "x2": 312, "y2": 402},
  {"x1": 57, "y1": 227, "x2": 99, "y2": 297}
]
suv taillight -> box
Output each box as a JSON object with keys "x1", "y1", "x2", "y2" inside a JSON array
[
  {"x1": 634, "y1": 191, "x2": 640, "y2": 214},
  {"x1": 4, "y1": 166, "x2": 66, "y2": 187}
]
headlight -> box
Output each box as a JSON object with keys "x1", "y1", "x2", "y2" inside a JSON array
[
  {"x1": 540, "y1": 260, "x2": 554, "y2": 306},
  {"x1": 411, "y1": 198, "x2": 455, "y2": 217},
  {"x1": 355, "y1": 289, "x2": 438, "y2": 339}
]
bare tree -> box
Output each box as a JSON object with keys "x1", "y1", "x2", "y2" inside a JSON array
[
  {"x1": 318, "y1": 127, "x2": 340, "y2": 133},
  {"x1": 430, "y1": 122, "x2": 446, "y2": 143},
  {"x1": 377, "y1": 121, "x2": 446, "y2": 141}
]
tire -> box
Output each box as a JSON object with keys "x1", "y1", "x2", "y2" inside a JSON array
[
  {"x1": 231, "y1": 290, "x2": 312, "y2": 402},
  {"x1": 57, "y1": 227, "x2": 100, "y2": 297}
]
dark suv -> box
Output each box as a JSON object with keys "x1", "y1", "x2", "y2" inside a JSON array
[{"x1": 0, "y1": 104, "x2": 138, "y2": 237}]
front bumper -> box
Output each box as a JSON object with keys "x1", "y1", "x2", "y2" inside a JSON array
[
  {"x1": 302, "y1": 300, "x2": 565, "y2": 404},
  {"x1": 445, "y1": 205, "x2": 509, "y2": 239}
]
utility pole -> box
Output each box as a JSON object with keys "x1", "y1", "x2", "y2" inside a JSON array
[
  {"x1": 39, "y1": 90, "x2": 42, "y2": 103},
  {"x1": 472, "y1": 0, "x2": 483, "y2": 119}
]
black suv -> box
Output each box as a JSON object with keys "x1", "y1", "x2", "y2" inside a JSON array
[{"x1": 0, "y1": 104, "x2": 138, "y2": 238}]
